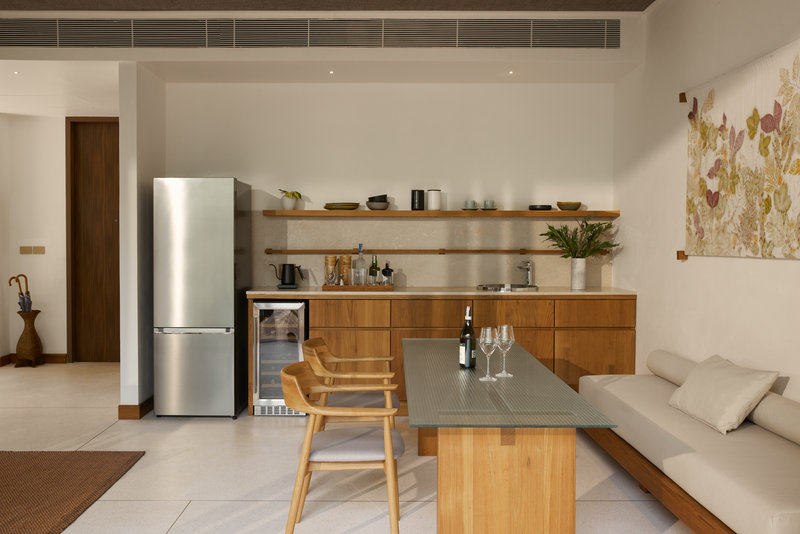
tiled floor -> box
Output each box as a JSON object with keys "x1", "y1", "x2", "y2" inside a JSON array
[{"x1": 0, "y1": 362, "x2": 691, "y2": 533}]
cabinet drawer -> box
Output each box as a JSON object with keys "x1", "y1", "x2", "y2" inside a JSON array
[
  {"x1": 554, "y1": 299, "x2": 635, "y2": 328},
  {"x1": 514, "y1": 328, "x2": 555, "y2": 372},
  {"x1": 391, "y1": 299, "x2": 471, "y2": 328},
  {"x1": 310, "y1": 299, "x2": 390, "y2": 328},
  {"x1": 554, "y1": 329, "x2": 635, "y2": 389},
  {"x1": 473, "y1": 299, "x2": 554, "y2": 328}
]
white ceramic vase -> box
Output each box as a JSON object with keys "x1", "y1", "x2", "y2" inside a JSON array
[
  {"x1": 570, "y1": 257, "x2": 586, "y2": 290},
  {"x1": 281, "y1": 196, "x2": 297, "y2": 210}
]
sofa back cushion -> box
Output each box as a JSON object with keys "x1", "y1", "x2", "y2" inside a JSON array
[
  {"x1": 749, "y1": 392, "x2": 800, "y2": 446},
  {"x1": 647, "y1": 349, "x2": 696, "y2": 386},
  {"x1": 668, "y1": 355, "x2": 779, "y2": 434}
]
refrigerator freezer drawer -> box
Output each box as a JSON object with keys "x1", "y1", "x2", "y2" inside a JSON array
[{"x1": 154, "y1": 331, "x2": 235, "y2": 416}]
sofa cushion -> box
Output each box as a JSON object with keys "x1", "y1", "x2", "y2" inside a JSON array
[
  {"x1": 646, "y1": 349, "x2": 696, "y2": 386},
  {"x1": 581, "y1": 374, "x2": 800, "y2": 534},
  {"x1": 749, "y1": 392, "x2": 800, "y2": 447},
  {"x1": 668, "y1": 355, "x2": 778, "y2": 434}
]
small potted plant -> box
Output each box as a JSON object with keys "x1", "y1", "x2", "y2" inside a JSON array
[
  {"x1": 279, "y1": 189, "x2": 302, "y2": 210},
  {"x1": 540, "y1": 217, "x2": 618, "y2": 290}
]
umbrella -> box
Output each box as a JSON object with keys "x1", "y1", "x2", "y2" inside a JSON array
[
  {"x1": 17, "y1": 274, "x2": 31, "y2": 313},
  {"x1": 8, "y1": 276, "x2": 23, "y2": 312}
]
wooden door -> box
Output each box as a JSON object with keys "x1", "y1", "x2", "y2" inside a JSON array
[{"x1": 66, "y1": 118, "x2": 120, "y2": 362}]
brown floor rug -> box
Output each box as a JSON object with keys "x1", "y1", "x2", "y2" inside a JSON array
[{"x1": 0, "y1": 450, "x2": 144, "y2": 534}]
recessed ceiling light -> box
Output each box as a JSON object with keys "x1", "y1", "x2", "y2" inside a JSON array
[
  {"x1": 507, "y1": 70, "x2": 515, "y2": 76},
  {"x1": 328, "y1": 70, "x2": 335, "y2": 75},
  {"x1": 13, "y1": 71, "x2": 19, "y2": 75}
]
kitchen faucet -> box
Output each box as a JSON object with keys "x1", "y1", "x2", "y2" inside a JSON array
[{"x1": 518, "y1": 260, "x2": 535, "y2": 287}]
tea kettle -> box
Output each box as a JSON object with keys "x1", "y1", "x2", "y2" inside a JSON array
[{"x1": 270, "y1": 263, "x2": 304, "y2": 289}]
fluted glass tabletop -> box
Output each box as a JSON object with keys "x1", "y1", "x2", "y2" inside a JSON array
[{"x1": 402, "y1": 338, "x2": 615, "y2": 428}]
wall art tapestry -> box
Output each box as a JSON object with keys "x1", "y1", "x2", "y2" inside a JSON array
[{"x1": 686, "y1": 39, "x2": 800, "y2": 259}]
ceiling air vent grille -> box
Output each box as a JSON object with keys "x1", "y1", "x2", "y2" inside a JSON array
[
  {"x1": 0, "y1": 18, "x2": 57, "y2": 47},
  {"x1": 383, "y1": 19, "x2": 457, "y2": 48},
  {"x1": 234, "y1": 19, "x2": 307, "y2": 47},
  {"x1": 309, "y1": 19, "x2": 382, "y2": 47},
  {"x1": 0, "y1": 17, "x2": 621, "y2": 49},
  {"x1": 532, "y1": 19, "x2": 620, "y2": 48},
  {"x1": 458, "y1": 19, "x2": 531, "y2": 48},
  {"x1": 132, "y1": 19, "x2": 206, "y2": 48},
  {"x1": 207, "y1": 19, "x2": 234, "y2": 48},
  {"x1": 58, "y1": 19, "x2": 132, "y2": 48}
]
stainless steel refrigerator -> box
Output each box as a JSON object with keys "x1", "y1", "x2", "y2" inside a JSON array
[{"x1": 153, "y1": 177, "x2": 251, "y2": 417}]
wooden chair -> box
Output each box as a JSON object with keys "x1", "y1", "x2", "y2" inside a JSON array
[
  {"x1": 281, "y1": 361, "x2": 404, "y2": 534},
  {"x1": 301, "y1": 338, "x2": 399, "y2": 430}
]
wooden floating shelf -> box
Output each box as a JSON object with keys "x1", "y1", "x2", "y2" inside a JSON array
[
  {"x1": 266, "y1": 248, "x2": 583, "y2": 256},
  {"x1": 263, "y1": 209, "x2": 619, "y2": 218}
]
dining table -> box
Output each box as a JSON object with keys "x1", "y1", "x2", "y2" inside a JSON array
[{"x1": 402, "y1": 338, "x2": 615, "y2": 534}]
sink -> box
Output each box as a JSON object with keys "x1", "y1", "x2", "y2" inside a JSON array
[{"x1": 476, "y1": 283, "x2": 538, "y2": 292}]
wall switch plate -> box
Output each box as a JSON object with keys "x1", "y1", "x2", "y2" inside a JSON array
[
  {"x1": 33, "y1": 246, "x2": 45, "y2": 255},
  {"x1": 19, "y1": 246, "x2": 32, "y2": 255}
]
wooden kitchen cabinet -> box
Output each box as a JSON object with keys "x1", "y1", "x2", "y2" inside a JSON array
[
  {"x1": 308, "y1": 328, "x2": 391, "y2": 379},
  {"x1": 555, "y1": 299, "x2": 635, "y2": 328},
  {"x1": 473, "y1": 299, "x2": 554, "y2": 328},
  {"x1": 513, "y1": 328, "x2": 555, "y2": 372},
  {"x1": 309, "y1": 299, "x2": 390, "y2": 328},
  {"x1": 554, "y1": 329, "x2": 635, "y2": 389},
  {"x1": 390, "y1": 327, "x2": 461, "y2": 401},
  {"x1": 248, "y1": 292, "x2": 636, "y2": 415},
  {"x1": 553, "y1": 298, "x2": 636, "y2": 389},
  {"x1": 391, "y1": 299, "x2": 472, "y2": 328}
]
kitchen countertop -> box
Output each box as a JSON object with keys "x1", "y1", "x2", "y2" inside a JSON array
[{"x1": 246, "y1": 286, "x2": 636, "y2": 298}]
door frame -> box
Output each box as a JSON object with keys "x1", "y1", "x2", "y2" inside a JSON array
[{"x1": 65, "y1": 116, "x2": 119, "y2": 363}]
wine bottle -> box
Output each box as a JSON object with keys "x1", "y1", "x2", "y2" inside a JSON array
[
  {"x1": 368, "y1": 255, "x2": 379, "y2": 285},
  {"x1": 352, "y1": 244, "x2": 366, "y2": 285},
  {"x1": 459, "y1": 305, "x2": 477, "y2": 369}
]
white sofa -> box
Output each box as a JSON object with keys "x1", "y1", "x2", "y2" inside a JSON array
[{"x1": 579, "y1": 350, "x2": 800, "y2": 534}]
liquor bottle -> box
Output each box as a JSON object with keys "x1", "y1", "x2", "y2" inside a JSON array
[
  {"x1": 351, "y1": 244, "x2": 366, "y2": 285},
  {"x1": 368, "y1": 255, "x2": 379, "y2": 285},
  {"x1": 459, "y1": 305, "x2": 477, "y2": 369},
  {"x1": 381, "y1": 262, "x2": 393, "y2": 285}
]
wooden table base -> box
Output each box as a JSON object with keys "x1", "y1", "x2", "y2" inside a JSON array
[{"x1": 437, "y1": 426, "x2": 576, "y2": 534}]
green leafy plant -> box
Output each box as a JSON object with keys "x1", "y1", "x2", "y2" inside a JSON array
[
  {"x1": 540, "y1": 217, "x2": 618, "y2": 258},
  {"x1": 279, "y1": 189, "x2": 302, "y2": 199}
]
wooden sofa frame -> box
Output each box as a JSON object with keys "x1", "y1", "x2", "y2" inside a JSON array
[{"x1": 583, "y1": 428, "x2": 735, "y2": 534}]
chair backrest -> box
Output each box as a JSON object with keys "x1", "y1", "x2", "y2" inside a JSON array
[
  {"x1": 301, "y1": 338, "x2": 335, "y2": 378},
  {"x1": 281, "y1": 361, "x2": 325, "y2": 414}
]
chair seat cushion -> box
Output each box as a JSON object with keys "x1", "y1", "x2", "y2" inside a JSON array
[
  {"x1": 308, "y1": 427, "x2": 405, "y2": 463},
  {"x1": 325, "y1": 391, "x2": 400, "y2": 409}
]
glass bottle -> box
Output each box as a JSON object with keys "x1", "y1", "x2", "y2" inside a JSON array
[
  {"x1": 368, "y1": 255, "x2": 379, "y2": 285},
  {"x1": 351, "y1": 244, "x2": 366, "y2": 285}
]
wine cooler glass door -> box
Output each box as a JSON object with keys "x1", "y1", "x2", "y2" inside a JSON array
[{"x1": 253, "y1": 301, "x2": 308, "y2": 415}]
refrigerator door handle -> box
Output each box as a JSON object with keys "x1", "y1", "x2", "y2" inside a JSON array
[{"x1": 155, "y1": 327, "x2": 233, "y2": 334}]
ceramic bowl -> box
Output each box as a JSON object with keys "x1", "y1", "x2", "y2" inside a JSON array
[
  {"x1": 368, "y1": 194, "x2": 388, "y2": 202},
  {"x1": 366, "y1": 201, "x2": 390, "y2": 210},
  {"x1": 557, "y1": 201, "x2": 581, "y2": 211}
]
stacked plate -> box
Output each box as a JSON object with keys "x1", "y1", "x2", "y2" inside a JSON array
[{"x1": 324, "y1": 202, "x2": 360, "y2": 210}]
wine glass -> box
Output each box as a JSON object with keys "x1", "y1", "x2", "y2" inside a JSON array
[
  {"x1": 495, "y1": 324, "x2": 515, "y2": 378},
  {"x1": 478, "y1": 327, "x2": 498, "y2": 382}
]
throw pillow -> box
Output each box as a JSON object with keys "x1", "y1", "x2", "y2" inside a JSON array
[{"x1": 668, "y1": 355, "x2": 778, "y2": 434}]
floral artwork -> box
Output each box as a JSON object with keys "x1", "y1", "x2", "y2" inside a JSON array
[{"x1": 686, "y1": 40, "x2": 800, "y2": 259}]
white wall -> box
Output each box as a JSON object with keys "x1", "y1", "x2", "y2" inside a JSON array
[
  {"x1": 119, "y1": 63, "x2": 164, "y2": 405},
  {"x1": 166, "y1": 82, "x2": 615, "y2": 287},
  {"x1": 1, "y1": 115, "x2": 66, "y2": 356},
  {"x1": 614, "y1": 0, "x2": 800, "y2": 400},
  {"x1": 0, "y1": 115, "x2": 9, "y2": 354}
]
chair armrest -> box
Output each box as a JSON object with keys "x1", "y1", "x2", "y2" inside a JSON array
[
  {"x1": 310, "y1": 383, "x2": 398, "y2": 394},
  {"x1": 325, "y1": 355, "x2": 394, "y2": 363},
  {"x1": 319, "y1": 370, "x2": 395, "y2": 380},
  {"x1": 311, "y1": 405, "x2": 397, "y2": 418}
]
